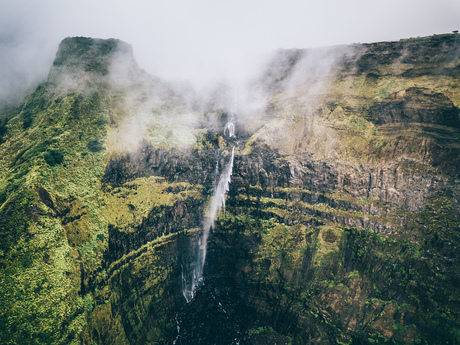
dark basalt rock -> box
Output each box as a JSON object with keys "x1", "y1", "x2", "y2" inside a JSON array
[
  {"x1": 368, "y1": 87, "x2": 460, "y2": 127},
  {"x1": 3, "y1": 34, "x2": 460, "y2": 345},
  {"x1": 102, "y1": 144, "x2": 221, "y2": 189}
]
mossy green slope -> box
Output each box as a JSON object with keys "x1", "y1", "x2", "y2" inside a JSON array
[
  {"x1": 211, "y1": 35, "x2": 460, "y2": 343},
  {"x1": 0, "y1": 58, "x2": 120, "y2": 342},
  {"x1": 0, "y1": 37, "x2": 205, "y2": 344}
]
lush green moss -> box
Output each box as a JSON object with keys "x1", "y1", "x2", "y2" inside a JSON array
[
  {"x1": 52, "y1": 37, "x2": 119, "y2": 76},
  {"x1": 1, "y1": 34, "x2": 459, "y2": 344},
  {"x1": 0, "y1": 72, "x2": 116, "y2": 343},
  {"x1": 19, "y1": 84, "x2": 50, "y2": 130},
  {"x1": 11, "y1": 140, "x2": 53, "y2": 168},
  {"x1": 0, "y1": 189, "x2": 36, "y2": 255}
]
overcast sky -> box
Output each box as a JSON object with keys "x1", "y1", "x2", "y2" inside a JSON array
[{"x1": 1, "y1": 0, "x2": 459, "y2": 100}]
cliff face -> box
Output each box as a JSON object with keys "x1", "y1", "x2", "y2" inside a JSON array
[{"x1": 0, "y1": 35, "x2": 459, "y2": 345}]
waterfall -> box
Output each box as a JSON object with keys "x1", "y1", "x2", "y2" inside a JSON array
[
  {"x1": 224, "y1": 87, "x2": 238, "y2": 138},
  {"x1": 182, "y1": 88, "x2": 239, "y2": 302},
  {"x1": 224, "y1": 119, "x2": 235, "y2": 137},
  {"x1": 198, "y1": 146, "x2": 235, "y2": 273},
  {"x1": 182, "y1": 146, "x2": 235, "y2": 302}
]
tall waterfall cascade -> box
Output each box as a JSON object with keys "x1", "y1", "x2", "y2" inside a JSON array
[
  {"x1": 182, "y1": 88, "x2": 239, "y2": 302},
  {"x1": 182, "y1": 145, "x2": 235, "y2": 302},
  {"x1": 224, "y1": 120, "x2": 235, "y2": 138}
]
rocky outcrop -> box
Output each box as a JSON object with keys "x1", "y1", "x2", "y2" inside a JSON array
[
  {"x1": 105, "y1": 198, "x2": 205, "y2": 264},
  {"x1": 368, "y1": 87, "x2": 460, "y2": 127},
  {"x1": 97, "y1": 134, "x2": 459, "y2": 344},
  {"x1": 355, "y1": 34, "x2": 460, "y2": 77},
  {"x1": 103, "y1": 145, "x2": 220, "y2": 188},
  {"x1": 90, "y1": 231, "x2": 198, "y2": 345},
  {"x1": 49, "y1": 37, "x2": 134, "y2": 79}
]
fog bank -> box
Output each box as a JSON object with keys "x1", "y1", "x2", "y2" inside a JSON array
[{"x1": 1, "y1": 0, "x2": 459, "y2": 104}]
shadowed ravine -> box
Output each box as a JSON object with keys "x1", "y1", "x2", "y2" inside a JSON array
[{"x1": 174, "y1": 279, "x2": 251, "y2": 345}]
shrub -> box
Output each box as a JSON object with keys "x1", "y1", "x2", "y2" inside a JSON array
[
  {"x1": 0, "y1": 118, "x2": 7, "y2": 144},
  {"x1": 22, "y1": 110, "x2": 33, "y2": 129},
  {"x1": 87, "y1": 140, "x2": 104, "y2": 153},
  {"x1": 44, "y1": 150, "x2": 64, "y2": 166}
]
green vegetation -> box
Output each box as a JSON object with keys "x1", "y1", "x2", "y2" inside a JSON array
[
  {"x1": 0, "y1": 117, "x2": 8, "y2": 144},
  {"x1": 44, "y1": 149, "x2": 64, "y2": 166},
  {"x1": 0, "y1": 36, "x2": 212, "y2": 344},
  {"x1": 0, "y1": 49, "x2": 117, "y2": 342},
  {"x1": 52, "y1": 37, "x2": 119, "y2": 76},
  {"x1": 212, "y1": 187, "x2": 460, "y2": 344},
  {"x1": 87, "y1": 140, "x2": 104, "y2": 153}
]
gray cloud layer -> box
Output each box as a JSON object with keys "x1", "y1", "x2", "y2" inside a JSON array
[{"x1": 1, "y1": 0, "x2": 459, "y2": 103}]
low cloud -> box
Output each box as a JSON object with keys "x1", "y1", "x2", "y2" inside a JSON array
[{"x1": 1, "y1": 0, "x2": 459, "y2": 107}]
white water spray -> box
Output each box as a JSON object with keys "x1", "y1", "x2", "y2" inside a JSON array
[
  {"x1": 224, "y1": 86, "x2": 238, "y2": 138},
  {"x1": 224, "y1": 120, "x2": 235, "y2": 137},
  {"x1": 198, "y1": 146, "x2": 235, "y2": 271}
]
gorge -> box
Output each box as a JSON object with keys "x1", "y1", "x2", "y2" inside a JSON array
[{"x1": 0, "y1": 34, "x2": 459, "y2": 344}]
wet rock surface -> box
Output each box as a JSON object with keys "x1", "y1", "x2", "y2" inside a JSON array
[
  {"x1": 174, "y1": 282, "x2": 293, "y2": 345},
  {"x1": 102, "y1": 145, "x2": 219, "y2": 187},
  {"x1": 105, "y1": 199, "x2": 205, "y2": 264}
]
